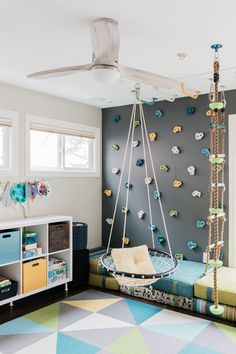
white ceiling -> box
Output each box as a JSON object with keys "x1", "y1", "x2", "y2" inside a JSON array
[{"x1": 0, "y1": 0, "x2": 236, "y2": 108}]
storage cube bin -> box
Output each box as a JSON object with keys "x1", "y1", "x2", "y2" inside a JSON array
[
  {"x1": 49, "y1": 222, "x2": 69, "y2": 253},
  {"x1": 0, "y1": 280, "x2": 18, "y2": 301},
  {"x1": 0, "y1": 230, "x2": 20, "y2": 265},
  {"x1": 22, "y1": 258, "x2": 47, "y2": 293}
]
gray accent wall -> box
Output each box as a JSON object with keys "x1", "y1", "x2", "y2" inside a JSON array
[{"x1": 102, "y1": 90, "x2": 236, "y2": 263}]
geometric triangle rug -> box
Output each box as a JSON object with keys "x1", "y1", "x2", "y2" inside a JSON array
[{"x1": 0, "y1": 289, "x2": 236, "y2": 354}]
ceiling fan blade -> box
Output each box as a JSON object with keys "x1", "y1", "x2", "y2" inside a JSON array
[
  {"x1": 27, "y1": 64, "x2": 91, "y2": 79},
  {"x1": 120, "y1": 65, "x2": 179, "y2": 90},
  {"x1": 91, "y1": 18, "x2": 120, "y2": 65}
]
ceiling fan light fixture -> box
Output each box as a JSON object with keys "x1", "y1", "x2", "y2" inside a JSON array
[{"x1": 91, "y1": 65, "x2": 120, "y2": 84}]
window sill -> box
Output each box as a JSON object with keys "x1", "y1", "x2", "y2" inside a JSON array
[{"x1": 26, "y1": 170, "x2": 100, "y2": 178}]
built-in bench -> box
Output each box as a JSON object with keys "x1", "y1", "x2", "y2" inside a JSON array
[{"x1": 89, "y1": 250, "x2": 236, "y2": 322}]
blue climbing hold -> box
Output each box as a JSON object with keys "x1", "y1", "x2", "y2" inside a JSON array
[
  {"x1": 187, "y1": 241, "x2": 197, "y2": 250},
  {"x1": 153, "y1": 190, "x2": 161, "y2": 200},
  {"x1": 157, "y1": 235, "x2": 165, "y2": 245},
  {"x1": 112, "y1": 114, "x2": 121, "y2": 123},
  {"x1": 201, "y1": 148, "x2": 210, "y2": 157},
  {"x1": 211, "y1": 44, "x2": 223, "y2": 51},
  {"x1": 125, "y1": 182, "x2": 132, "y2": 189},
  {"x1": 196, "y1": 220, "x2": 206, "y2": 228},
  {"x1": 186, "y1": 106, "x2": 196, "y2": 115},
  {"x1": 136, "y1": 158, "x2": 144, "y2": 167},
  {"x1": 154, "y1": 109, "x2": 164, "y2": 118},
  {"x1": 148, "y1": 224, "x2": 157, "y2": 232}
]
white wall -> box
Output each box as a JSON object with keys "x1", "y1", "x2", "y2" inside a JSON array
[{"x1": 0, "y1": 82, "x2": 102, "y2": 249}]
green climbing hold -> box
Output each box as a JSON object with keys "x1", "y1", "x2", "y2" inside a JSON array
[
  {"x1": 209, "y1": 208, "x2": 223, "y2": 215},
  {"x1": 209, "y1": 304, "x2": 224, "y2": 316},
  {"x1": 160, "y1": 164, "x2": 169, "y2": 172},
  {"x1": 208, "y1": 259, "x2": 223, "y2": 268},
  {"x1": 121, "y1": 207, "x2": 129, "y2": 214},
  {"x1": 133, "y1": 120, "x2": 140, "y2": 128},
  {"x1": 209, "y1": 102, "x2": 224, "y2": 110},
  {"x1": 169, "y1": 209, "x2": 178, "y2": 217},
  {"x1": 209, "y1": 156, "x2": 224, "y2": 164}
]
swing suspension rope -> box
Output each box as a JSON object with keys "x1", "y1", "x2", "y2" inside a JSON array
[
  {"x1": 205, "y1": 44, "x2": 226, "y2": 316},
  {"x1": 102, "y1": 84, "x2": 177, "y2": 287}
]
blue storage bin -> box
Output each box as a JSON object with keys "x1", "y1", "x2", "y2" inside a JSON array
[
  {"x1": 0, "y1": 229, "x2": 20, "y2": 265},
  {"x1": 73, "y1": 222, "x2": 88, "y2": 250}
]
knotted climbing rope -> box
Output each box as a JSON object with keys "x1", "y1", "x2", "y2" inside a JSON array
[{"x1": 205, "y1": 44, "x2": 226, "y2": 316}]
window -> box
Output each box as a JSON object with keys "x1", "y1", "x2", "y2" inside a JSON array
[
  {"x1": 26, "y1": 116, "x2": 100, "y2": 177},
  {"x1": 0, "y1": 110, "x2": 19, "y2": 176}
]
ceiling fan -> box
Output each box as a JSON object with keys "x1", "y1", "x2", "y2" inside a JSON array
[{"x1": 27, "y1": 18, "x2": 179, "y2": 90}]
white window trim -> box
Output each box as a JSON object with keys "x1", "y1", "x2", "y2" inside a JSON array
[
  {"x1": 229, "y1": 114, "x2": 236, "y2": 267},
  {"x1": 0, "y1": 109, "x2": 19, "y2": 177},
  {"x1": 25, "y1": 114, "x2": 101, "y2": 178}
]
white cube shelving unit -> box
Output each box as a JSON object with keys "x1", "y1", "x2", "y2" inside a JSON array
[{"x1": 0, "y1": 215, "x2": 73, "y2": 307}]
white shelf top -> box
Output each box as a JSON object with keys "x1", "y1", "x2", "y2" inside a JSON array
[{"x1": 0, "y1": 215, "x2": 73, "y2": 230}]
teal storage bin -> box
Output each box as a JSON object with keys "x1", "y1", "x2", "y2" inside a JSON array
[{"x1": 0, "y1": 230, "x2": 20, "y2": 265}]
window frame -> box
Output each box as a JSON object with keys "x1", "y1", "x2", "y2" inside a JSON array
[
  {"x1": 25, "y1": 115, "x2": 100, "y2": 178},
  {"x1": 0, "y1": 109, "x2": 19, "y2": 177}
]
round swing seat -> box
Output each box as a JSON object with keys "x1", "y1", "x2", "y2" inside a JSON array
[{"x1": 101, "y1": 249, "x2": 178, "y2": 287}]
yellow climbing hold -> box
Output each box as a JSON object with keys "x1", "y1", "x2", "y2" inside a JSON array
[
  {"x1": 173, "y1": 180, "x2": 183, "y2": 188},
  {"x1": 173, "y1": 126, "x2": 182, "y2": 134},
  {"x1": 149, "y1": 132, "x2": 158, "y2": 142},
  {"x1": 122, "y1": 237, "x2": 130, "y2": 245},
  {"x1": 104, "y1": 189, "x2": 112, "y2": 197}
]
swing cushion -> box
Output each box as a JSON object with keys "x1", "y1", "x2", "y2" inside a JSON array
[
  {"x1": 194, "y1": 266, "x2": 236, "y2": 307},
  {"x1": 111, "y1": 245, "x2": 156, "y2": 275},
  {"x1": 153, "y1": 260, "x2": 206, "y2": 298}
]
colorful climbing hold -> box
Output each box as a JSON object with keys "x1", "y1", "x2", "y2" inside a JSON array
[
  {"x1": 122, "y1": 237, "x2": 130, "y2": 245},
  {"x1": 201, "y1": 148, "x2": 210, "y2": 157},
  {"x1": 136, "y1": 158, "x2": 144, "y2": 167},
  {"x1": 173, "y1": 180, "x2": 183, "y2": 188},
  {"x1": 132, "y1": 140, "x2": 139, "y2": 148},
  {"x1": 186, "y1": 106, "x2": 196, "y2": 115},
  {"x1": 125, "y1": 182, "x2": 132, "y2": 189},
  {"x1": 187, "y1": 241, "x2": 197, "y2": 250},
  {"x1": 157, "y1": 235, "x2": 165, "y2": 245},
  {"x1": 175, "y1": 253, "x2": 184, "y2": 260},
  {"x1": 149, "y1": 132, "x2": 158, "y2": 142},
  {"x1": 112, "y1": 167, "x2": 119, "y2": 174},
  {"x1": 144, "y1": 177, "x2": 152, "y2": 185},
  {"x1": 154, "y1": 109, "x2": 164, "y2": 118},
  {"x1": 196, "y1": 220, "x2": 206, "y2": 228},
  {"x1": 112, "y1": 114, "x2": 121, "y2": 123},
  {"x1": 160, "y1": 164, "x2": 169, "y2": 172},
  {"x1": 171, "y1": 146, "x2": 180, "y2": 154},
  {"x1": 153, "y1": 190, "x2": 161, "y2": 200},
  {"x1": 192, "y1": 190, "x2": 202, "y2": 197},
  {"x1": 133, "y1": 120, "x2": 140, "y2": 128},
  {"x1": 169, "y1": 209, "x2": 178, "y2": 217},
  {"x1": 138, "y1": 210, "x2": 145, "y2": 219},
  {"x1": 195, "y1": 132, "x2": 204, "y2": 140},
  {"x1": 121, "y1": 207, "x2": 129, "y2": 214},
  {"x1": 173, "y1": 126, "x2": 182, "y2": 134},
  {"x1": 148, "y1": 224, "x2": 157, "y2": 232},
  {"x1": 106, "y1": 218, "x2": 113, "y2": 225},
  {"x1": 187, "y1": 165, "x2": 196, "y2": 176},
  {"x1": 112, "y1": 144, "x2": 119, "y2": 151},
  {"x1": 104, "y1": 189, "x2": 112, "y2": 197}
]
